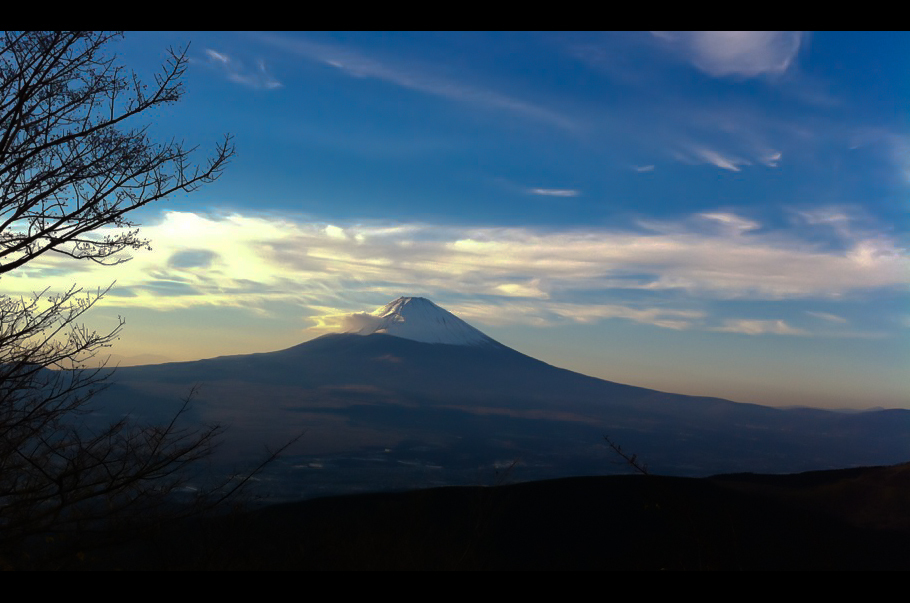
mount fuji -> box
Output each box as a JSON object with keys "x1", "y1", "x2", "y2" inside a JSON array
[
  {"x1": 95, "y1": 296, "x2": 910, "y2": 500},
  {"x1": 345, "y1": 297, "x2": 503, "y2": 347}
]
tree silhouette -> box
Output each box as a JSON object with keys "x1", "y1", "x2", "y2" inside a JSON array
[{"x1": 0, "y1": 31, "x2": 237, "y2": 568}]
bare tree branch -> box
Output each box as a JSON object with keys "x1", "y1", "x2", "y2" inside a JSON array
[
  {"x1": 604, "y1": 435, "x2": 650, "y2": 476},
  {"x1": 0, "y1": 31, "x2": 235, "y2": 275},
  {"x1": 0, "y1": 31, "x2": 250, "y2": 569}
]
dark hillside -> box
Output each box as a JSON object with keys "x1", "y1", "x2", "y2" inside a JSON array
[{"x1": 47, "y1": 463, "x2": 910, "y2": 570}]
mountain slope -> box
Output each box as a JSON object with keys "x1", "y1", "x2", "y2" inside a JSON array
[{"x1": 93, "y1": 297, "x2": 910, "y2": 496}]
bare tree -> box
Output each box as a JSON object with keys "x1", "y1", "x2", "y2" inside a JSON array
[
  {"x1": 0, "y1": 31, "x2": 233, "y2": 273},
  {"x1": 0, "y1": 31, "x2": 237, "y2": 568}
]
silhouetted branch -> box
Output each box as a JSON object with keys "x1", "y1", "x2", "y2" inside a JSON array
[
  {"x1": 0, "y1": 32, "x2": 235, "y2": 275},
  {"x1": 0, "y1": 32, "x2": 244, "y2": 569},
  {"x1": 604, "y1": 435, "x2": 649, "y2": 475}
]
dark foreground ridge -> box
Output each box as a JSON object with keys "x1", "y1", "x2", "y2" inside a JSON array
[{"x1": 24, "y1": 462, "x2": 910, "y2": 570}]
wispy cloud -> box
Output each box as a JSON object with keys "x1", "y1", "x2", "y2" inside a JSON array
[
  {"x1": 797, "y1": 207, "x2": 854, "y2": 228},
  {"x1": 677, "y1": 145, "x2": 749, "y2": 171},
  {"x1": 255, "y1": 33, "x2": 575, "y2": 130},
  {"x1": 698, "y1": 213, "x2": 761, "y2": 235},
  {"x1": 205, "y1": 49, "x2": 230, "y2": 64},
  {"x1": 761, "y1": 150, "x2": 782, "y2": 167},
  {"x1": 9, "y1": 208, "x2": 906, "y2": 334},
  {"x1": 313, "y1": 299, "x2": 705, "y2": 336},
  {"x1": 654, "y1": 107, "x2": 794, "y2": 173},
  {"x1": 566, "y1": 32, "x2": 910, "y2": 195},
  {"x1": 653, "y1": 31, "x2": 803, "y2": 78},
  {"x1": 712, "y1": 319, "x2": 807, "y2": 336},
  {"x1": 806, "y1": 311, "x2": 848, "y2": 324},
  {"x1": 531, "y1": 302, "x2": 704, "y2": 330},
  {"x1": 493, "y1": 279, "x2": 548, "y2": 298},
  {"x1": 566, "y1": 34, "x2": 818, "y2": 175},
  {"x1": 202, "y1": 48, "x2": 282, "y2": 90},
  {"x1": 528, "y1": 188, "x2": 580, "y2": 197},
  {"x1": 790, "y1": 205, "x2": 892, "y2": 250}
]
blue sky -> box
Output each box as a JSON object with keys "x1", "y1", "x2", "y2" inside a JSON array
[{"x1": 13, "y1": 32, "x2": 909, "y2": 409}]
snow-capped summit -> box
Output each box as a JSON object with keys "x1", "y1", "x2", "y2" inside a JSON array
[{"x1": 346, "y1": 297, "x2": 501, "y2": 347}]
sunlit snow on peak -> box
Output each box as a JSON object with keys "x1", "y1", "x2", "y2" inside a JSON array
[{"x1": 345, "y1": 297, "x2": 500, "y2": 346}]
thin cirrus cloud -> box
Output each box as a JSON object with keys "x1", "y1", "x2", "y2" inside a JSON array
[
  {"x1": 528, "y1": 188, "x2": 580, "y2": 197},
  {"x1": 698, "y1": 212, "x2": 761, "y2": 235},
  {"x1": 311, "y1": 299, "x2": 705, "y2": 335},
  {"x1": 674, "y1": 144, "x2": 782, "y2": 173},
  {"x1": 676, "y1": 145, "x2": 750, "y2": 172},
  {"x1": 253, "y1": 33, "x2": 576, "y2": 130},
  {"x1": 203, "y1": 48, "x2": 282, "y2": 90},
  {"x1": 8, "y1": 208, "x2": 906, "y2": 335},
  {"x1": 806, "y1": 311, "x2": 849, "y2": 324},
  {"x1": 571, "y1": 33, "x2": 804, "y2": 174},
  {"x1": 652, "y1": 31, "x2": 804, "y2": 78},
  {"x1": 712, "y1": 319, "x2": 807, "y2": 336},
  {"x1": 454, "y1": 301, "x2": 706, "y2": 331}
]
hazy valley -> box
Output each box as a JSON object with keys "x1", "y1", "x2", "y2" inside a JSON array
[{"x1": 90, "y1": 297, "x2": 910, "y2": 503}]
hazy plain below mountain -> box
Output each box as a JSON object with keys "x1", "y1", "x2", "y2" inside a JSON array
[{"x1": 92, "y1": 297, "x2": 910, "y2": 500}]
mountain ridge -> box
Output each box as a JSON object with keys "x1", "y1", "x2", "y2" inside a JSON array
[{"x1": 92, "y1": 297, "x2": 910, "y2": 496}]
